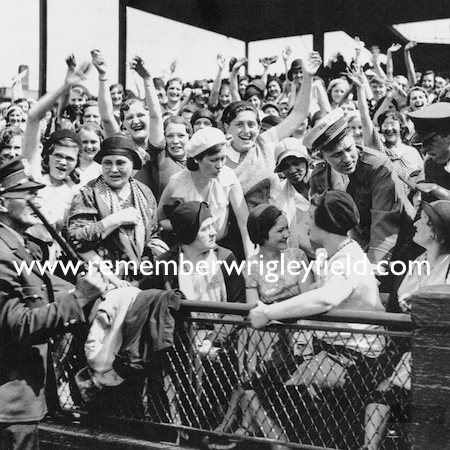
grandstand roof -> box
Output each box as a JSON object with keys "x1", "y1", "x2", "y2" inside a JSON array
[{"x1": 125, "y1": 0, "x2": 449, "y2": 48}]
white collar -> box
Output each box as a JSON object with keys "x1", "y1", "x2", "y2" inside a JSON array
[{"x1": 227, "y1": 145, "x2": 241, "y2": 164}]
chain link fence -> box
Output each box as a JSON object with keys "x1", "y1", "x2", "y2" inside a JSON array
[{"x1": 51, "y1": 303, "x2": 412, "y2": 450}]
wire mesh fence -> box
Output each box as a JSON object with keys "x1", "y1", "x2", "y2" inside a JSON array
[{"x1": 51, "y1": 305, "x2": 412, "y2": 450}]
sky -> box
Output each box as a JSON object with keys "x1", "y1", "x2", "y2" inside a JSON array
[{"x1": 0, "y1": 0, "x2": 448, "y2": 96}]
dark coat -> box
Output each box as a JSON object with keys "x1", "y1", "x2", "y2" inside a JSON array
[
  {"x1": 310, "y1": 146, "x2": 407, "y2": 264},
  {"x1": 0, "y1": 224, "x2": 87, "y2": 422}
]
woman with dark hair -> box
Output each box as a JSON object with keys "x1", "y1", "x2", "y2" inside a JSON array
[
  {"x1": 66, "y1": 134, "x2": 158, "y2": 287},
  {"x1": 222, "y1": 51, "x2": 321, "y2": 211},
  {"x1": 250, "y1": 191, "x2": 386, "y2": 449},
  {"x1": 158, "y1": 127, "x2": 253, "y2": 257},
  {"x1": 190, "y1": 108, "x2": 217, "y2": 133},
  {"x1": 162, "y1": 77, "x2": 184, "y2": 116},
  {"x1": 22, "y1": 61, "x2": 90, "y2": 230},
  {"x1": 349, "y1": 69, "x2": 424, "y2": 197},
  {"x1": 135, "y1": 115, "x2": 192, "y2": 200},
  {"x1": 91, "y1": 51, "x2": 164, "y2": 162},
  {"x1": 218, "y1": 204, "x2": 312, "y2": 449},
  {"x1": 364, "y1": 200, "x2": 450, "y2": 450}
]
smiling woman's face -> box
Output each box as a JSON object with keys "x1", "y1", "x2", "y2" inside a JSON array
[
  {"x1": 122, "y1": 102, "x2": 149, "y2": 142},
  {"x1": 226, "y1": 110, "x2": 259, "y2": 153},
  {"x1": 48, "y1": 144, "x2": 78, "y2": 181}
]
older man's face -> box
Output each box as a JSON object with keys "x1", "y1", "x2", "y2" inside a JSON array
[
  {"x1": 321, "y1": 134, "x2": 359, "y2": 175},
  {"x1": 423, "y1": 133, "x2": 450, "y2": 164},
  {"x1": 0, "y1": 191, "x2": 41, "y2": 231}
]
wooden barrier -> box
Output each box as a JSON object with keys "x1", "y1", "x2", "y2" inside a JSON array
[{"x1": 410, "y1": 285, "x2": 450, "y2": 450}]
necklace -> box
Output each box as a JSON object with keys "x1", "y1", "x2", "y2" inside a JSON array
[{"x1": 327, "y1": 238, "x2": 353, "y2": 260}]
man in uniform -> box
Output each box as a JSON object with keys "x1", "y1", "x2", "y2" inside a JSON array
[
  {"x1": 0, "y1": 158, "x2": 106, "y2": 449},
  {"x1": 305, "y1": 108, "x2": 413, "y2": 266},
  {"x1": 408, "y1": 102, "x2": 450, "y2": 202}
]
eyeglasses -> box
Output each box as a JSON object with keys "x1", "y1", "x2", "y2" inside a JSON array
[
  {"x1": 51, "y1": 153, "x2": 76, "y2": 164},
  {"x1": 102, "y1": 160, "x2": 129, "y2": 169}
]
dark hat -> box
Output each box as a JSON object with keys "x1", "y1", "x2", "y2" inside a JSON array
[
  {"x1": 0, "y1": 158, "x2": 45, "y2": 198},
  {"x1": 407, "y1": 102, "x2": 450, "y2": 143},
  {"x1": 314, "y1": 190, "x2": 360, "y2": 236},
  {"x1": 288, "y1": 59, "x2": 303, "y2": 81},
  {"x1": 377, "y1": 110, "x2": 406, "y2": 129},
  {"x1": 260, "y1": 115, "x2": 282, "y2": 132},
  {"x1": 153, "y1": 77, "x2": 165, "y2": 90},
  {"x1": 45, "y1": 129, "x2": 82, "y2": 151},
  {"x1": 261, "y1": 102, "x2": 280, "y2": 114},
  {"x1": 244, "y1": 86, "x2": 263, "y2": 101},
  {"x1": 95, "y1": 134, "x2": 142, "y2": 169},
  {"x1": 190, "y1": 108, "x2": 217, "y2": 128},
  {"x1": 421, "y1": 200, "x2": 450, "y2": 247},
  {"x1": 170, "y1": 201, "x2": 212, "y2": 245},
  {"x1": 304, "y1": 108, "x2": 350, "y2": 151}
]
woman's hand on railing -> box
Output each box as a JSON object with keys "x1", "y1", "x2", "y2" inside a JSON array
[{"x1": 249, "y1": 301, "x2": 270, "y2": 329}]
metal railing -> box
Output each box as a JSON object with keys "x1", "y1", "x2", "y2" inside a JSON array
[{"x1": 51, "y1": 301, "x2": 413, "y2": 450}]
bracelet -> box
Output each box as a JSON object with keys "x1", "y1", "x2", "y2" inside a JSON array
[{"x1": 98, "y1": 78, "x2": 108, "y2": 81}]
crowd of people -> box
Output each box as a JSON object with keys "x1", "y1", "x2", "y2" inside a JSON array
[{"x1": 1, "y1": 36, "x2": 450, "y2": 450}]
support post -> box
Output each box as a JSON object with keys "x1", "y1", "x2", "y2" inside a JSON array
[
  {"x1": 39, "y1": 0, "x2": 48, "y2": 96},
  {"x1": 410, "y1": 285, "x2": 450, "y2": 449}
]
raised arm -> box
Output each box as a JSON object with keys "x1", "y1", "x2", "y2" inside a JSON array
[
  {"x1": 370, "y1": 46, "x2": 387, "y2": 80},
  {"x1": 129, "y1": 56, "x2": 164, "y2": 147},
  {"x1": 273, "y1": 51, "x2": 322, "y2": 140},
  {"x1": 56, "y1": 54, "x2": 76, "y2": 125},
  {"x1": 23, "y1": 61, "x2": 90, "y2": 176},
  {"x1": 404, "y1": 42, "x2": 417, "y2": 88},
  {"x1": 386, "y1": 43, "x2": 402, "y2": 81},
  {"x1": 282, "y1": 46, "x2": 292, "y2": 84},
  {"x1": 312, "y1": 78, "x2": 332, "y2": 114},
  {"x1": 91, "y1": 50, "x2": 121, "y2": 136},
  {"x1": 209, "y1": 54, "x2": 227, "y2": 108},
  {"x1": 347, "y1": 69, "x2": 374, "y2": 146},
  {"x1": 229, "y1": 57, "x2": 248, "y2": 102}
]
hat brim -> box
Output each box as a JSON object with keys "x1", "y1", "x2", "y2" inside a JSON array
[
  {"x1": 94, "y1": 148, "x2": 142, "y2": 170},
  {"x1": 1, "y1": 180, "x2": 46, "y2": 198},
  {"x1": 274, "y1": 156, "x2": 311, "y2": 173},
  {"x1": 409, "y1": 131, "x2": 437, "y2": 145}
]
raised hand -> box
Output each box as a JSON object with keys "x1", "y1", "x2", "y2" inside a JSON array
[
  {"x1": 65, "y1": 61, "x2": 91, "y2": 86},
  {"x1": 302, "y1": 51, "x2": 322, "y2": 77},
  {"x1": 91, "y1": 49, "x2": 107, "y2": 77},
  {"x1": 65, "y1": 53, "x2": 77, "y2": 71},
  {"x1": 169, "y1": 59, "x2": 177, "y2": 74},
  {"x1": 232, "y1": 57, "x2": 248, "y2": 72},
  {"x1": 129, "y1": 55, "x2": 150, "y2": 79},
  {"x1": 405, "y1": 41, "x2": 417, "y2": 52},
  {"x1": 354, "y1": 36, "x2": 365, "y2": 55},
  {"x1": 346, "y1": 68, "x2": 365, "y2": 87},
  {"x1": 387, "y1": 43, "x2": 402, "y2": 53},
  {"x1": 282, "y1": 45, "x2": 292, "y2": 62},
  {"x1": 216, "y1": 54, "x2": 226, "y2": 70}
]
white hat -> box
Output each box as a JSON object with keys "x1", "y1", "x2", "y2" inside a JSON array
[
  {"x1": 303, "y1": 108, "x2": 348, "y2": 151},
  {"x1": 274, "y1": 137, "x2": 311, "y2": 172},
  {"x1": 185, "y1": 127, "x2": 227, "y2": 158}
]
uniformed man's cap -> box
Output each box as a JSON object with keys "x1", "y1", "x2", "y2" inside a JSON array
[
  {"x1": 0, "y1": 158, "x2": 45, "y2": 198},
  {"x1": 408, "y1": 102, "x2": 450, "y2": 144},
  {"x1": 303, "y1": 108, "x2": 350, "y2": 152}
]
